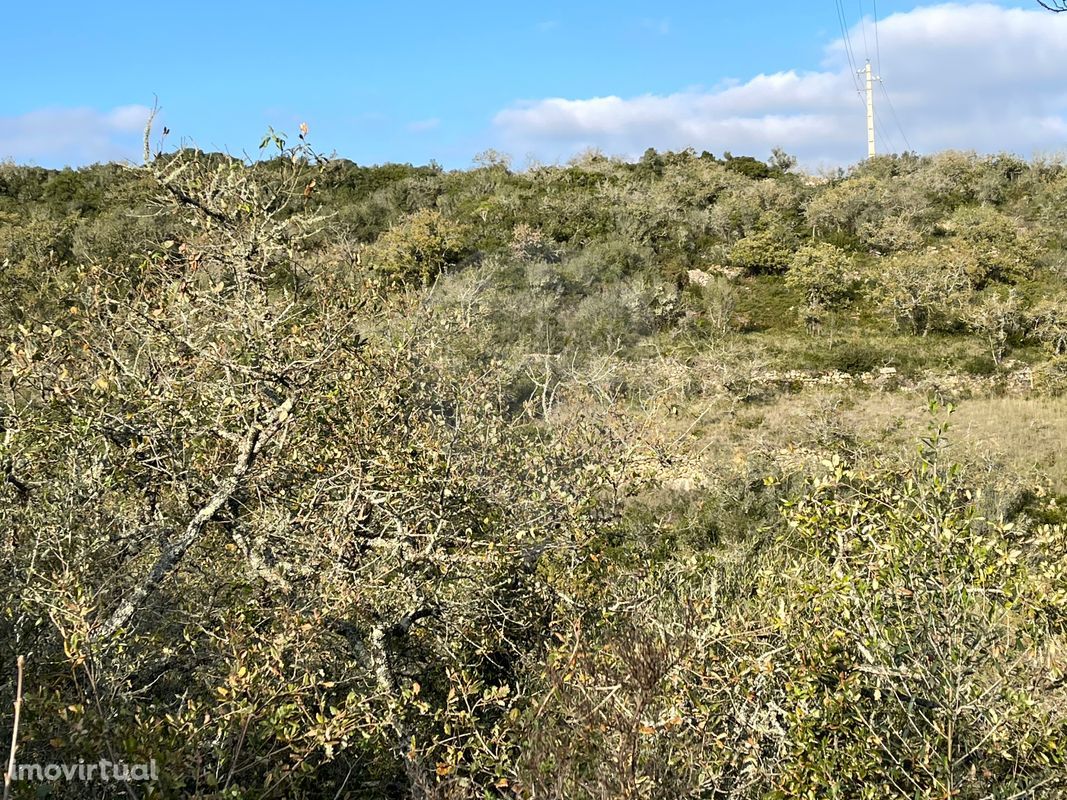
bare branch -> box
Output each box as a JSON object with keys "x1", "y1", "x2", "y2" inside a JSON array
[
  {"x1": 142, "y1": 98, "x2": 159, "y2": 167},
  {"x1": 2, "y1": 655, "x2": 24, "y2": 800},
  {"x1": 91, "y1": 396, "x2": 295, "y2": 642}
]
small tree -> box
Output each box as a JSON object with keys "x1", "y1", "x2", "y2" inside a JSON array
[
  {"x1": 1028, "y1": 299, "x2": 1067, "y2": 356},
  {"x1": 939, "y1": 205, "x2": 1039, "y2": 286},
  {"x1": 964, "y1": 288, "x2": 1026, "y2": 364},
  {"x1": 875, "y1": 250, "x2": 970, "y2": 335},
  {"x1": 727, "y1": 225, "x2": 798, "y2": 273},
  {"x1": 785, "y1": 242, "x2": 855, "y2": 311},
  {"x1": 364, "y1": 207, "x2": 470, "y2": 286}
]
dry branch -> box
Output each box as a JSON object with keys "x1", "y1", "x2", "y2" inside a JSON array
[
  {"x1": 91, "y1": 396, "x2": 294, "y2": 642},
  {"x1": 2, "y1": 655, "x2": 24, "y2": 800}
]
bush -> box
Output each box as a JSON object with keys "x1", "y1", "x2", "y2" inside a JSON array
[
  {"x1": 508, "y1": 222, "x2": 558, "y2": 263},
  {"x1": 939, "y1": 205, "x2": 1039, "y2": 286},
  {"x1": 727, "y1": 225, "x2": 798, "y2": 273},
  {"x1": 759, "y1": 444, "x2": 1067, "y2": 797},
  {"x1": 964, "y1": 288, "x2": 1026, "y2": 363},
  {"x1": 364, "y1": 207, "x2": 470, "y2": 286},
  {"x1": 785, "y1": 242, "x2": 855, "y2": 310},
  {"x1": 563, "y1": 274, "x2": 676, "y2": 348},
  {"x1": 519, "y1": 440, "x2": 1067, "y2": 799},
  {"x1": 562, "y1": 236, "x2": 651, "y2": 288},
  {"x1": 683, "y1": 274, "x2": 738, "y2": 336},
  {"x1": 961, "y1": 353, "x2": 999, "y2": 376},
  {"x1": 874, "y1": 249, "x2": 970, "y2": 335},
  {"x1": 824, "y1": 342, "x2": 883, "y2": 374},
  {"x1": 859, "y1": 213, "x2": 927, "y2": 253},
  {"x1": 1029, "y1": 299, "x2": 1067, "y2": 356}
]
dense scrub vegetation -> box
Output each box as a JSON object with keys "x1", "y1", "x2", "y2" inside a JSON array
[{"x1": 1, "y1": 137, "x2": 1066, "y2": 798}]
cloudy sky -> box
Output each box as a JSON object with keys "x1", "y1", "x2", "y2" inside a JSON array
[{"x1": 2, "y1": 1, "x2": 1064, "y2": 170}]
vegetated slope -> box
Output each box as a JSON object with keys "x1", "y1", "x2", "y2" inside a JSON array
[{"x1": 0, "y1": 141, "x2": 1065, "y2": 799}]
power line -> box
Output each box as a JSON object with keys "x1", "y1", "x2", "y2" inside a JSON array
[
  {"x1": 879, "y1": 80, "x2": 913, "y2": 152},
  {"x1": 835, "y1": 0, "x2": 865, "y2": 101},
  {"x1": 872, "y1": 0, "x2": 883, "y2": 76},
  {"x1": 858, "y1": 0, "x2": 871, "y2": 63}
]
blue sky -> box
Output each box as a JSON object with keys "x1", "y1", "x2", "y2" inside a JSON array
[{"x1": 2, "y1": 1, "x2": 1064, "y2": 169}]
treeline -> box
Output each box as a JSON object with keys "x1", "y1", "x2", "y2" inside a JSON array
[{"x1": 4, "y1": 147, "x2": 1065, "y2": 340}]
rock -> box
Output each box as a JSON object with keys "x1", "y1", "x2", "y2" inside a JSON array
[{"x1": 687, "y1": 269, "x2": 712, "y2": 287}]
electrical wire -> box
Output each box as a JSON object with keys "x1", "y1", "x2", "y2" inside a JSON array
[
  {"x1": 835, "y1": 0, "x2": 865, "y2": 102},
  {"x1": 879, "y1": 80, "x2": 913, "y2": 152},
  {"x1": 873, "y1": 104, "x2": 897, "y2": 154},
  {"x1": 858, "y1": 0, "x2": 871, "y2": 64},
  {"x1": 872, "y1": 0, "x2": 882, "y2": 76}
]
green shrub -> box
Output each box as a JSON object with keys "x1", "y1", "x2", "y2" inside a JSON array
[
  {"x1": 785, "y1": 242, "x2": 856, "y2": 310},
  {"x1": 823, "y1": 342, "x2": 883, "y2": 374},
  {"x1": 874, "y1": 249, "x2": 970, "y2": 335},
  {"x1": 364, "y1": 207, "x2": 470, "y2": 285},
  {"x1": 961, "y1": 353, "x2": 999, "y2": 376},
  {"x1": 683, "y1": 274, "x2": 738, "y2": 336},
  {"x1": 1029, "y1": 299, "x2": 1067, "y2": 356},
  {"x1": 939, "y1": 205, "x2": 1039, "y2": 286},
  {"x1": 728, "y1": 225, "x2": 798, "y2": 273},
  {"x1": 964, "y1": 287, "x2": 1026, "y2": 363},
  {"x1": 760, "y1": 444, "x2": 1067, "y2": 798},
  {"x1": 562, "y1": 235, "x2": 651, "y2": 288}
]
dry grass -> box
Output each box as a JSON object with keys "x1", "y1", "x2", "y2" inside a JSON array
[{"x1": 623, "y1": 383, "x2": 1067, "y2": 495}]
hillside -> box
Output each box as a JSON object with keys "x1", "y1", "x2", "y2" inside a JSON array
[{"x1": 1, "y1": 140, "x2": 1066, "y2": 799}]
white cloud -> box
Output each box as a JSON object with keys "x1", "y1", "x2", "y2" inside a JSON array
[
  {"x1": 0, "y1": 105, "x2": 153, "y2": 166},
  {"x1": 493, "y1": 3, "x2": 1067, "y2": 168}
]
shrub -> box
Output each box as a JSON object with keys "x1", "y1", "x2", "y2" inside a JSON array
[
  {"x1": 874, "y1": 250, "x2": 970, "y2": 335},
  {"x1": 508, "y1": 222, "x2": 557, "y2": 263},
  {"x1": 759, "y1": 443, "x2": 1067, "y2": 797},
  {"x1": 964, "y1": 288, "x2": 1026, "y2": 364},
  {"x1": 1029, "y1": 299, "x2": 1067, "y2": 356},
  {"x1": 519, "y1": 438, "x2": 1067, "y2": 800},
  {"x1": 961, "y1": 353, "x2": 999, "y2": 376},
  {"x1": 824, "y1": 341, "x2": 882, "y2": 374},
  {"x1": 683, "y1": 274, "x2": 738, "y2": 336},
  {"x1": 562, "y1": 236, "x2": 651, "y2": 288},
  {"x1": 727, "y1": 225, "x2": 798, "y2": 273},
  {"x1": 364, "y1": 207, "x2": 470, "y2": 286},
  {"x1": 563, "y1": 274, "x2": 676, "y2": 348},
  {"x1": 1, "y1": 144, "x2": 638, "y2": 798},
  {"x1": 785, "y1": 242, "x2": 856, "y2": 311},
  {"x1": 859, "y1": 213, "x2": 927, "y2": 253},
  {"x1": 939, "y1": 205, "x2": 1039, "y2": 286},
  {"x1": 1032, "y1": 356, "x2": 1067, "y2": 395}
]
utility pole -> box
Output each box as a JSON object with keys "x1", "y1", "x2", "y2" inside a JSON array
[{"x1": 861, "y1": 60, "x2": 876, "y2": 159}]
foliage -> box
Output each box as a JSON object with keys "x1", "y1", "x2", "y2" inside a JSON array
[
  {"x1": 3, "y1": 140, "x2": 1067, "y2": 799},
  {"x1": 785, "y1": 242, "x2": 855, "y2": 310},
  {"x1": 364, "y1": 207, "x2": 471, "y2": 286},
  {"x1": 0, "y1": 142, "x2": 631, "y2": 798},
  {"x1": 728, "y1": 225, "x2": 798, "y2": 274},
  {"x1": 965, "y1": 288, "x2": 1026, "y2": 363},
  {"x1": 874, "y1": 250, "x2": 970, "y2": 335},
  {"x1": 1029, "y1": 299, "x2": 1067, "y2": 355},
  {"x1": 939, "y1": 205, "x2": 1040, "y2": 286},
  {"x1": 515, "y1": 432, "x2": 1067, "y2": 800},
  {"x1": 759, "y1": 439, "x2": 1067, "y2": 798}
]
